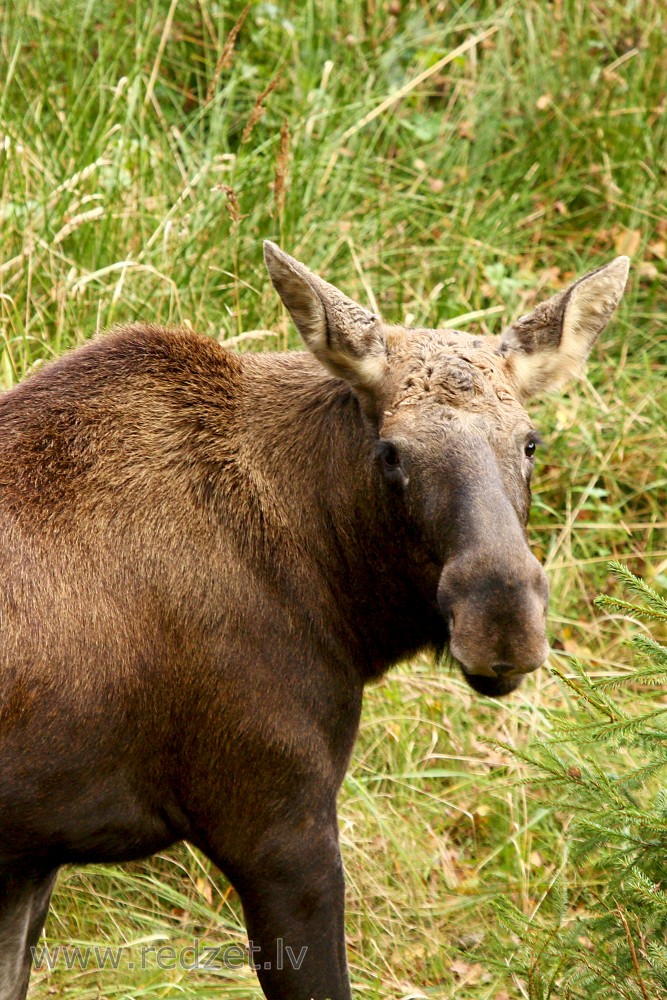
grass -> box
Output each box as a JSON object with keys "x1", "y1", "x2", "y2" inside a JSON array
[{"x1": 1, "y1": 0, "x2": 666, "y2": 997}]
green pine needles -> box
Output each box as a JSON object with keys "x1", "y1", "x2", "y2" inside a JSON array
[{"x1": 494, "y1": 563, "x2": 667, "y2": 1000}]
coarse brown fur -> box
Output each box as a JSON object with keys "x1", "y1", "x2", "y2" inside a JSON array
[{"x1": 0, "y1": 245, "x2": 629, "y2": 1000}]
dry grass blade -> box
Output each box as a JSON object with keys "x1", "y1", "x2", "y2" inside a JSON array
[
  {"x1": 217, "y1": 184, "x2": 242, "y2": 225},
  {"x1": 53, "y1": 207, "x2": 104, "y2": 246},
  {"x1": 273, "y1": 119, "x2": 290, "y2": 219},
  {"x1": 143, "y1": 0, "x2": 180, "y2": 109},
  {"x1": 241, "y1": 74, "x2": 281, "y2": 145},
  {"x1": 616, "y1": 904, "x2": 651, "y2": 1000},
  {"x1": 204, "y1": 3, "x2": 251, "y2": 107}
]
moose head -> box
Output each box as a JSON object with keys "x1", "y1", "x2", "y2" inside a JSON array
[{"x1": 264, "y1": 243, "x2": 629, "y2": 697}]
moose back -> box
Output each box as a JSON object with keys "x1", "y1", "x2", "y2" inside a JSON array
[{"x1": 0, "y1": 244, "x2": 629, "y2": 1000}]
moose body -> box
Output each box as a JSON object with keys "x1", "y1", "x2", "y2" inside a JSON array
[{"x1": 0, "y1": 244, "x2": 628, "y2": 999}]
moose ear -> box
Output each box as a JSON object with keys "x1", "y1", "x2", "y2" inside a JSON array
[
  {"x1": 499, "y1": 256, "x2": 630, "y2": 399},
  {"x1": 263, "y1": 241, "x2": 387, "y2": 409}
]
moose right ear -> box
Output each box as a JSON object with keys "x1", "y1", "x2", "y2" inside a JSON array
[{"x1": 263, "y1": 241, "x2": 387, "y2": 410}]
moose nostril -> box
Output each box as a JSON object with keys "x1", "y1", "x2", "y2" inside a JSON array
[{"x1": 492, "y1": 663, "x2": 514, "y2": 676}]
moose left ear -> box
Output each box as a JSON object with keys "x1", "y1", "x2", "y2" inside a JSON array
[{"x1": 499, "y1": 256, "x2": 630, "y2": 399}]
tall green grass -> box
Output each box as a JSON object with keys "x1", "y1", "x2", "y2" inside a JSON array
[{"x1": 1, "y1": 1, "x2": 665, "y2": 997}]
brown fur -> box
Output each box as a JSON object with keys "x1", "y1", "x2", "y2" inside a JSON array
[{"x1": 0, "y1": 246, "x2": 629, "y2": 1000}]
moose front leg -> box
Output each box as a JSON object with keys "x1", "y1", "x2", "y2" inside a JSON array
[
  {"x1": 0, "y1": 866, "x2": 58, "y2": 1000},
  {"x1": 232, "y1": 822, "x2": 351, "y2": 1000}
]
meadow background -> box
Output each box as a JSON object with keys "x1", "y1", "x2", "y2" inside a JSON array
[{"x1": 1, "y1": 0, "x2": 666, "y2": 997}]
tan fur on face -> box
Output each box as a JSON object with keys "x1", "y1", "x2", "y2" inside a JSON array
[{"x1": 379, "y1": 325, "x2": 525, "y2": 429}]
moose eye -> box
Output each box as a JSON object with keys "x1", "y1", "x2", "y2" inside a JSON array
[
  {"x1": 378, "y1": 440, "x2": 400, "y2": 468},
  {"x1": 376, "y1": 439, "x2": 407, "y2": 486},
  {"x1": 524, "y1": 432, "x2": 543, "y2": 460}
]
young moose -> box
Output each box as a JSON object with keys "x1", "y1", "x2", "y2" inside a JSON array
[{"x1": 0, "y1": 245, "x2": 629, "y2": 999}]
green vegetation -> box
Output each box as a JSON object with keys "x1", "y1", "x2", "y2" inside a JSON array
[
  {"x1": 496, "y1": 564, "x2": 667, "y2": 999},
  {"x1": 1, "y1": 0, "x2": 665, "y2": 996}
]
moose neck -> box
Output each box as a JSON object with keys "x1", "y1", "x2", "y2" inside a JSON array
[{"x1": 236, "y1": 352, "x2": 446, "y2": 680}]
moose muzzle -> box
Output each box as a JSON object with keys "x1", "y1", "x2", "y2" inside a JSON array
[{"x1": 437, "y1": 544, "x2": 550, "y2": 692}]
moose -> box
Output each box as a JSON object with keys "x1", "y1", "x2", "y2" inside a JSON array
[{"x1": 0, "y1": 243, "x2": 628, "y2": 999}]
